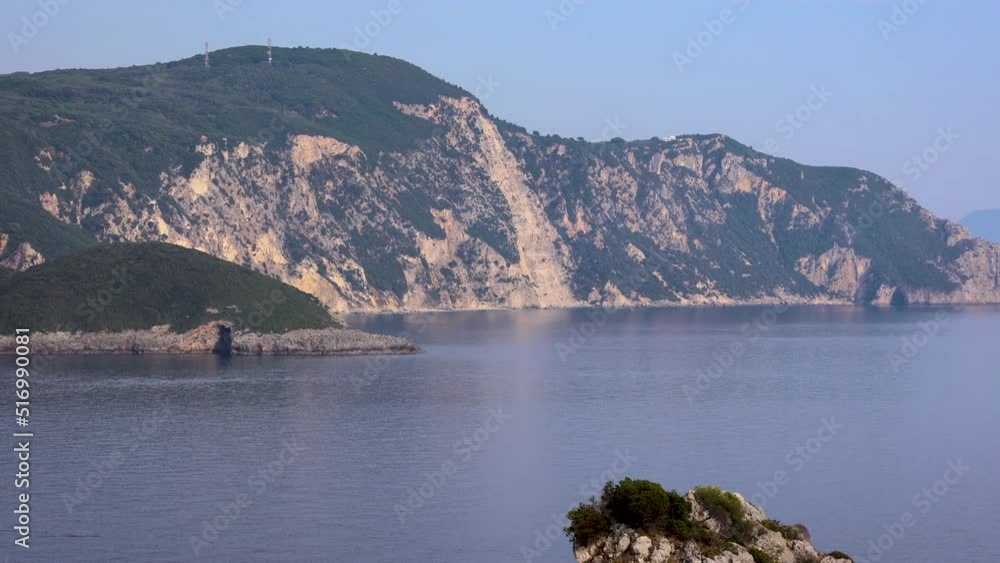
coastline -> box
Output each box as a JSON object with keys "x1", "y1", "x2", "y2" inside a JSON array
[
  {"x1": 7, "y1": 302, "x2": 996, "y2": 355},
  {"x1": 342, "y1": 298, "x2": 1000, "y2": 318},
  {"x1": 0, "y1": 322, "x2": 421, "y2": 356}
]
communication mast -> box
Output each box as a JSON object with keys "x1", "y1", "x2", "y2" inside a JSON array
[
  {"x1": 267, "y1": 37, "x2": 272, "y2": 65},
  {"x1": 204, "y1": 41, "x2": 210, "y2": 68}
]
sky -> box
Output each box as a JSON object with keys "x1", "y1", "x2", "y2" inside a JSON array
[{"x1": 2, "y1": 0, "x2": 997, "y2": 220}]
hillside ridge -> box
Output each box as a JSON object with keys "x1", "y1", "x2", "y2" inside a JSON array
[
  {"x1": 2, "y1": 46, "x2": 998, "y2": 311},
  {"x1": 0, "y1": 241, "x2": 338, "y2": 333}
]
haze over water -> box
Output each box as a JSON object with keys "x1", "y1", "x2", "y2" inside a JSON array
[{"x1": 8, "y1": 306, "x2": 998, "y2": 562}]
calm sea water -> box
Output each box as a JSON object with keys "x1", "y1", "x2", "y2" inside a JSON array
[{"x1": 4, "y1": 306, "x2": 998, "y2": 562}]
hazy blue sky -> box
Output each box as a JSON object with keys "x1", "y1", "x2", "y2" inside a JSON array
[{"x1": 3, "y1": 0, "x2": 997, "y2": 219}]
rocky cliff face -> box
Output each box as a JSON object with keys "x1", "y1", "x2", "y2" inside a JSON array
[
  {"x1": 3, "y1": 48, "x2": 998, "y2": 312},
  {"x1": 574, "y1": 488, "x2": 851, "y2": 563},
  {"x1": 0, "y1": 234, "x2": 44, "y2": 270}
]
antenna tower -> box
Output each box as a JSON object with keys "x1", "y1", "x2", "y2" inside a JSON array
[
  {"x1": 267, "y1": 37, "x2": 272, "y2": 65},
  {"x1": 204, "y1": 41, "x2": 210, "y2": 68}
]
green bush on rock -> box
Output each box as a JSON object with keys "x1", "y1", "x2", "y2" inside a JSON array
[
  {"x1": 761, "y1": 518, "x2": 807, "y2": 542},
  {"x1": 604, "y1": 478, "x2": 692, "y2": 535},
  {"x1": 693, "y1": 486, "x2": 754, "y2": 544},
  {"x1": 565, "y1": 478, "x2": 692, "y2": 545},
  {"x1": 564, "y1": 502, "x2": 611, "y2": 547},
  {"x1": 749, "y1": 547, "x2": 778, "y2": 563},
  {"x1": 565, "y1": 478, "x2": 694, "y2": 545}
]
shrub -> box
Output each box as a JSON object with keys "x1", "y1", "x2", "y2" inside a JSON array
[
  {"x1": 761, "y1": 519, "x2": 782, "y2": 532},
  {"x1": 661, "y1": 516, "x2": 694, "y2": 541},
  {"x1": 826, "y1": 551, "x2": 853, "y2": 562},
  {"x1": 781, "y1": 524, "x2": 806, "y2": 541},
  {"x1": 693, "y1": 486, "x2": 754, "y2": 544},
  {"x1": 690, "y1": 526, "x2": 729, "y2": 555},
  {"x1": 693, "y1": 486, "x2": 744, "y2": 521},
  {"x1": 761, "y1": 518, "x2": 806, "y2": 542},
  {"x1": 564, "y1": 501, "x2": 610, "y2": 546},
  {"x1": 565, "y1": 478, "x2": 694, "y2": 545},
  {"x1": 604, "y1": 478, "x2": 691, "y2": 534},
  {"x1": 749, "y1": 547, "x2": 778, "y2": 563}
]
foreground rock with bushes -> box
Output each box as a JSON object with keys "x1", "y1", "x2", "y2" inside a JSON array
[{"x1": 567, "y1": 479, "x2": 852, "y2": 563}]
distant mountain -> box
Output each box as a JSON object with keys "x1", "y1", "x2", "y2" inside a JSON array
[
  {"x1": 0, "y1": 242, "x2": 339, "y2": 333},
  {"x1": 0, "y1": 45, "x2": 998, "y2": 309},
  {"x1": 961, "y1": 210, "x2": 1000, "y2": 243}
]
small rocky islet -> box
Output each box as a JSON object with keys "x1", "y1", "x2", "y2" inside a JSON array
[{"x1": 565, "y1": 479, "x2": 852, "y2": 563}]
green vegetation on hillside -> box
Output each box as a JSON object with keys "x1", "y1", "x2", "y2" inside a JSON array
[
  {"x1": 733, "y1": 143, "x2": 963, "y2": 294},
  {"x1": 0, "y1": 242, "x2": 339, "y2": 333},
  {"x1": 0, "y1": 195, "x2": 97, "y2": 259},
  {"x1": 0, "y1": 47, "x2": 978, "y2": 305},
  {"x1": 0, "y1": 46, "x2": 469, "y2": 258}
]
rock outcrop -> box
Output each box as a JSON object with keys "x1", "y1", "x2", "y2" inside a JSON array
[
  {"x1": 0, "y1": 235, "x2": 44, "y2": 270},
  {"x1": 571, "y1": 486, "x2": 852, "y2": 563},
  {"x1": 0, "y1": 322, "x2": 420, "y2": 356}
]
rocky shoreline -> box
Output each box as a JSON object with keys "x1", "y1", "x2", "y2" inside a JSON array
[{"x1": 0, "y1": 322, "x2": 421, "y2": 356}]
